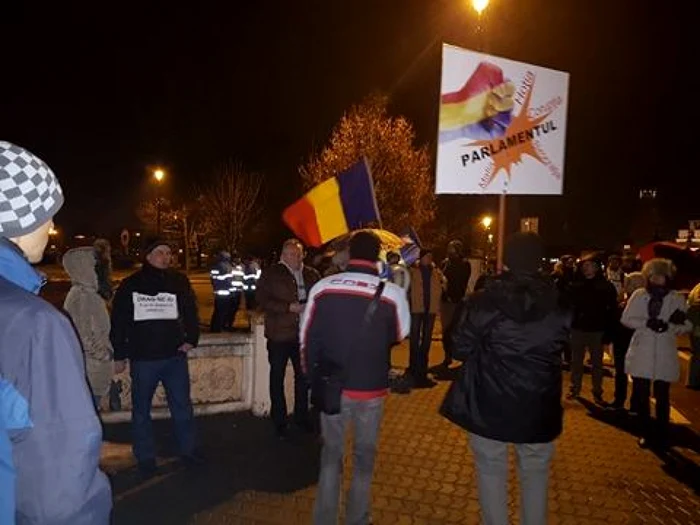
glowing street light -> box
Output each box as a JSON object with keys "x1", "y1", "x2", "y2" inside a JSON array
[
  {"x1": 153, "y1": 168, "x2": 165, "y2": 183},
  {"x1": 481, "y1": 216, "x2": 493, "y2": 229},
  {"x1": 471, "y1": 0, "x2": 490, "y2": 15},
  {"x1": 48, "y1": 226, "x2": 58, "y2": 236},
  {"x1": 152, "y1": 168, "x2": 166, "y2": 235}
]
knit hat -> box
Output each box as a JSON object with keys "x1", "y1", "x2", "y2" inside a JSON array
[
  {"x1": 143, "y1": 235, "x2": 171, "y2": 256},
  {"x1": 349, "y1": 231, "x2": 381, "y2": 262},
  {"x1": 504, "y1": 232, "x2": 543, "y2": 274},
  {"x1": 0, "y1": 141, "x2": 64, "y2": 238}
]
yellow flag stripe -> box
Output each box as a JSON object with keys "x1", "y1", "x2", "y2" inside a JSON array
[{"x1": 306, "y1": 177, "x2": 349, "y2": 243}]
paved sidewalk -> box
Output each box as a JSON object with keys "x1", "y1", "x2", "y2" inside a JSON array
[{"x1": 108, "y1": 346, "x2": 700, "y2": 524}]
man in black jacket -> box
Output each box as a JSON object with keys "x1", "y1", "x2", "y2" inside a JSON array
[
  {"x1": 566, "y1": 255, "x2": 618, "y2": 404},
  {"x1": 301, "y1": 231, "x2": 410, "y2": 525},
  {"x1": 440, "y1": 240, "x2": 471, "y2": 367},
  {"x1": 111, "y1": 237, "x2": 201, "y2": 478},
  {"x1": 445, "y1": 233, "x2": 570, "y2": 525}
]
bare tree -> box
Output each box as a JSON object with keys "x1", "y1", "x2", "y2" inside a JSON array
[{"x1": 198, "y1": 162, "x2": 265, "y2": 254}]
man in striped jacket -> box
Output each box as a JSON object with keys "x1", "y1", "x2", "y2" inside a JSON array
[{"x1": 300, "y1": 231, "x2": 410, "y2": 525}]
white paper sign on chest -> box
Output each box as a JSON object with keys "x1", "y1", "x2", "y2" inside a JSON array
[{"x1": 132, "y1": 292, "x2": 179, "y2": 321}]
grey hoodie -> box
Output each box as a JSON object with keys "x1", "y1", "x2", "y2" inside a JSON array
[{"x1": 63, "y1": 248, "x2": 113, "y2": 397}]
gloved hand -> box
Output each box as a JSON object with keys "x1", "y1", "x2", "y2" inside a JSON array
[
  {"x1": 646, "y1": 318, "x2": 669, "y2": 333},
  {"x1": 669, "y1": 309, "x2": 687, "y2": 325}
]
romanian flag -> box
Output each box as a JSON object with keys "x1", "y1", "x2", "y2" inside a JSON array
[
  {"x1": 283, "y1": 159, "x2": 381, "y2": 247},
  {"x1": 439, "y1": 61, "x2": 515, "y2": 142}
]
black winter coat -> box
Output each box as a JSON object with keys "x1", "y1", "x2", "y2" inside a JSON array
[
  {"x1": 443, "y1": 272, "x2": 571, "y2": 444},
  {"x1": 110, "y1": 263, "x2": 200, "y2": 361}
]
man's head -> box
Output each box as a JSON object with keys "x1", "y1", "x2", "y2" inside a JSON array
[
  {"x1": 144, "y1": 237, "x2": 172, "y2": 270},
  {"x1": 281, "y1": 238, "x2": 304, "y2": 271},
  {"x1": 386, "y1": 251, "x2": 400, "y2": 265},
  {"x1": 581, "y1": 257, "x2": 600, "y2": 279},
  {"x1": 561, "y1": 255, "x2": 575, "y2": 269},
  {"x1": 504, "y1": 232, "x2": 543, "y2": 275},
  {"x1": 1, "y1": 142, "x2": 64, "y2": 263},
  {"x1": 446, "y1": 240, "x2": 464, "y2": 259},
  {"x1": 419, "y1": 248, "x2": 433, "y2": 267},
  {"x1": 608, "y1": 255, "x2": 621, "y2": 271},
  {"x1": 349, "y1": 231, "x2": 381, "y2": 262}
]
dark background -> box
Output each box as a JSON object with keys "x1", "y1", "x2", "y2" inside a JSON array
[{"x1": 1, "y1": 1, "x2": 693, "y2": 252}]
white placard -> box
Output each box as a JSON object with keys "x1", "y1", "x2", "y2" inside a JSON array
[
  {"x1": 133, "y1": 292, "x2": 179, "y2": 321},
  {"x1": 436, "y1": 44, "x2": 569, "y2": 195}
]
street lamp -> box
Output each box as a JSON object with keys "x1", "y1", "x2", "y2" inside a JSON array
[
  {"x1": 152, "y1": 168, "x2": 166, "y2": 235},
  {"x1": 471, "y1": 0, "x2": 489, "y2": 15},
  {"x1": 481, "y1": 216, "x2": 493, "y2": 230}
]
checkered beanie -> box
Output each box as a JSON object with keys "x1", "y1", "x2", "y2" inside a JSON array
[{"x1": 0, "y1": 141, "x2": 64, "y2": 238}]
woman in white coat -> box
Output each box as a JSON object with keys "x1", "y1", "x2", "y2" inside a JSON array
[{"x1": 621, "y1": 259, "x2": 692, "y2": 449}]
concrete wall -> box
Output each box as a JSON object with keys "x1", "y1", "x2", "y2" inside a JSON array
[{"x1": 102, "y1": 316, "x2": 293, "y2": 423}]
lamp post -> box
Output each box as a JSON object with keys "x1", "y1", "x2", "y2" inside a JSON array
[{"x1": 153, "y1": 168, "x2": 165, "y2": 235}]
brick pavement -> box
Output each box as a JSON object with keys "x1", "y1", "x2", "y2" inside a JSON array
[{"x1": 109, "y1": 357, "x2": 700, "y2": 524}]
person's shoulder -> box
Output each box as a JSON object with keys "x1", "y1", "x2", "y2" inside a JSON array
[
  {"x1": 304, "y1": 265, "x2": 321, "y2": 280},
  {"x1": 0, "y1": 279, "x2": 57, "y2": 318}
]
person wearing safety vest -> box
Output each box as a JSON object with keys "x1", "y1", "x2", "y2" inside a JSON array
[
  {"x1": 243, "y1": 256, "x2": 261, "y2": 313},
  {"x1": 210, "y1": 251, "x2": 235, "y2": 332},
  {"x1": 229, "y1": 254, "x2": 246, "y2": 329}
]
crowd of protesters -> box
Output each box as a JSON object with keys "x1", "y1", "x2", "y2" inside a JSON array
[{"x1": 2, "y1": 140, "x2": 699, "y2": 524}]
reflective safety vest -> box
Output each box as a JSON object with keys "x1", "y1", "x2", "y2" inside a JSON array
[
  {"x1": 210, "y1": 260, "x2": 234, "y2": 296},
  {"x1": 243, "y1": 263, "x2": 261, "y2": 292},
  {"x1": 230, "y1": 264, "x2": 245, "y2": 294}
]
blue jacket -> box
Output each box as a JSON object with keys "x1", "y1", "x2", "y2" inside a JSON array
[{"x1": 0, "y1": 239, "x2": 112, "y2": 524}]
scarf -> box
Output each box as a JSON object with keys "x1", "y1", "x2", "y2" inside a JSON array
[{"x1": 647, "y1": 284, "x2": 669, "y2": 320}]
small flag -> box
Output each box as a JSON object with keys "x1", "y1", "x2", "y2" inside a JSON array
[
  {"x1": 399, "y1": 227, "x2": 421, "y2": 266},
  {"x1": 283, "y1": 158, "x2": 381, "y2": 247}
]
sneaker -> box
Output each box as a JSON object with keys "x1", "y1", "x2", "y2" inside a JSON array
[
  {"x1": 608, "y1": 401, "x2": 626, "y2": 411},
  {"x1": 138, "y1": 459, "x2": 158, "y2": 480}
]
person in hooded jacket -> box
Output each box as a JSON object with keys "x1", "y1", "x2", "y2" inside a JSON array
[
  {"x1": 62, "y1": 247, "x2": 114, "y2": 410},
  {"x1": 445, "y1": 233, "x2": 570, "y2": 525},
  {"x1": 440, "y1": 240, "x2": 471, "y2": 368},
  {"x1": 0, "y1": 141, "x2": 111, "y2": 524},
  {"x1": 111, "y1": 237, "x2": 201, "y2": 478},
  {"x1": 622, "y1": 259, "x2": 692, "y2": 449}
]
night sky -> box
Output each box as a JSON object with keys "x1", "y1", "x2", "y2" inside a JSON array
[{"x1": 1, "y1": 1, "x2": 693, "y2": 251}]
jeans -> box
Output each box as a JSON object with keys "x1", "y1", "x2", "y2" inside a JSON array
[
  {"x1": 613, "y1": 328, "x2": 633, "y2": 405},
  {"x1": 631, "y1": 377, "x2": 671, "y2": 442},
  {"x1": 440, "y1": 301, "x2": 458, "y2": 364},
  {"x1": 314, "y1": 396, "x2": 385, "y2": 525},
  {"x1": 569, "y1": 330, "x2": 605, "y2": 398},
  {"x1": 470, "y1": 433, "x2": 555, "y2": 525},
  {"x1": 267, "y1": 340, "x2": 309, "y2": 428},
  {"x1": 130, "y1": 355, "x2": 196, "y2": 463},
  {"x1": 409, "y1": 313, "x2": 436, "y2": 380}
]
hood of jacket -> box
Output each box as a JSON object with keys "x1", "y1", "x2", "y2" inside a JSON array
[
  {"x1": 62, "y1": 247, "x2": 98, "y2": 290},
  {"x1": 482, "y1": 272, "x2": 558, "y2": 323}
]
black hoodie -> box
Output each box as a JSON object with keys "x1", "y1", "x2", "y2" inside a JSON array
[{"x1": 443, "y1": 272, "x2": 571, "y2": 443}]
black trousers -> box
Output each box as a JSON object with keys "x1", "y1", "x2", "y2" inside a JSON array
[
  {"x1": 267, "y1": 340, "x2": 309, "y2": 429},
  {"x1": 409, "y1": 313, "x2": 436, "y2": 380},
  {"x1": 631, "y1": 377, "x2": 671, "y2": 442},
  {"x1": 210, "y1": 296, "x2": 233, "y2": 332}
]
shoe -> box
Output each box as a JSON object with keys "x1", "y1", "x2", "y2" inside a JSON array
[
  {"x1": 138, "y1": 460, "x2": 158, "y2": 480},
  {"x1": 413, "y1": 378, "x2": 437, "y2": 389},
  {"x1": 181, "y1": 452, "x2": 207, "y2": 468},
  {"x1": 566, "y1": 392, "x2": 579, "y2": 400},
  {"x1": 441, "y1": 359, "x2": 453, "y2": 368},
  {"x1": 608, "y1": 401, "x2": 625, "y2": 411},
  {"x1": 594, "y1": 396, "x2": 608, "y2": 407}
]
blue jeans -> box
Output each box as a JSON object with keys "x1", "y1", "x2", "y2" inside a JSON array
[
  {"x1": 314, "y1": 396, "x2": 385, "y2": 525},
  {"x1": 130, "y1": 355, "x2": 196, "y2": 463},
  {"x1": 470, "y1": 433, "x2": 555, "y2": 525},
  {"x1": 409, "y1": 313, "x2": 436, "y2": 380}
]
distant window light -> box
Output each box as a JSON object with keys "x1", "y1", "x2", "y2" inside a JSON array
[
  {"x1": 74, "y1": 235, "x2": 86, "y2": 240},
  {"x1": 639, "y1": 189, "x2": 657, "y2": 199}
]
